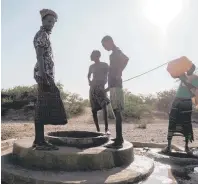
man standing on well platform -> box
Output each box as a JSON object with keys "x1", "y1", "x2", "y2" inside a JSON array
[{"x1": 101, "y1": 36, "x2": 129, "y2": 148}]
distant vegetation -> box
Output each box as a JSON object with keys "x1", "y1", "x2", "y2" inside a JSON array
[
  {"x1": 1, "y1": 82, "x2": 85, "y2": 121},
  {"x1": 2, "y1": 82, "x2": 196, "y2": 122}
]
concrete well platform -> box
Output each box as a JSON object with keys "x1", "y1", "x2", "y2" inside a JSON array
[
  {"x1": 2, "y1": 147, "x2": 154, "y2": 184},
  {"x1": 12, "y1": 138, "x2": 134, "y2": 171}
]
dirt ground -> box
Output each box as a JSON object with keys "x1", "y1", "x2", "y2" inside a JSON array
[{"x1": 1, "y1": 108, "x2": 198, "y2": 148}]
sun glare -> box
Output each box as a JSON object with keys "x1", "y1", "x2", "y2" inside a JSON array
[{"x1": 142, "y1": 0, "x2": 183, "y2": 34}]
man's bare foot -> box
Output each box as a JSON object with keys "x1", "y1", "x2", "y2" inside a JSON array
[
  {"x1": 105, "y1": 130, "x2": 111, "y2": 135},
  {"x1": 105, "y1": 140, "x2": 123, "y2": 149},
  {"x1": 161, "y1": 146, "x2": 171, "y2": 154}
]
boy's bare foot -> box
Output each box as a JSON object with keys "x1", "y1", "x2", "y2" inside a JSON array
[{"x1": 105, "y1": 130, "x2": 111, "y2": 135}]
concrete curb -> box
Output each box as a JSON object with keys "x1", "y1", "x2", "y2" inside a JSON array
[
  {"x1": 131, "y1": 141, "x2": 184, "y2": 151},
  {"x1": 145, "y1": 150, "x2": 198, "y2": 166}
]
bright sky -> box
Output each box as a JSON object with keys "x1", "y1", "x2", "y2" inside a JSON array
[{"x1": 1, "y1": 0, "x2": 198, "y2": 98}]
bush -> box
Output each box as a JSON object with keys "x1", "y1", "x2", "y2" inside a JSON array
[
  {"x1": 105, "y1": 89, "x2": 153, "y2": 120},
  {"x1": 82, "y1": 99, "x2": 90, "y2": 107},
  {"x1": 156, "y1": 89, "x2": 176, "y2": 115},
  {"x1": 63, "y1": 92, "x2": 85, "y2": 118},
  {"x1": 1, "y1": 82, "x2": 86, "y2": 120},
  {"x1": 122, "y1": 89, "x2": 152, "y2": 119}
]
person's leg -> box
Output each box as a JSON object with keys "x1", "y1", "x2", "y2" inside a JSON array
[
  {"x1": 107, "y1": 88, "x2": 124, "y2": 146},
  {"x1": 179, "y1": 99, "x2": 193, "y2": 154},
  {"x1": 33, "y1": 122, "x2": 45, "y2": 145},
  {"x1": 92, "y1": 110, "x2": 100, "y2": 132},
  {"x1": 114, "y1": 109, "x2": 123, "y2": 143},
  {"x1": 106, "y1": 109, "x2": 123, "y2": 148},
  {"x1": 102, "y1": 104, "x2": 109, "y2": 133},
  {"x1": 161, "y1": 117, "x2": 173, "y2": 153},
  {"x1": 161, "y1": 101, "x2": 176, "y2": 154},
  {"x1": 161, "y1": 138, "x2": 172, "y2": 154},
  {"x1": 185, "y1": 137, "x2": 190, "y2": 152},
  {"x1": 167, "y1": 138, "x2": 172, "y2": 150},
  {"x1": 33, "y1": 79, "x2": 58, "y2": 150}
]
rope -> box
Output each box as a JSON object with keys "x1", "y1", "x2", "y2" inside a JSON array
[{"x1": 123, "y1": 62, "x2": 169, "y2": 82}]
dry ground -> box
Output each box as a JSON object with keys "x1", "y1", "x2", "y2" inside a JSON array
[{"x1": 1, "y1": 108, "x2": 198, "y2": 148}]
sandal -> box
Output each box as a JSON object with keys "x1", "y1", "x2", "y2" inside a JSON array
[
  {"x1": 32, "y1": 144, "x2": 52, "y2": 151},
  {"x1": 32, "y1": 141, "x2": 58, "y2": 151}
]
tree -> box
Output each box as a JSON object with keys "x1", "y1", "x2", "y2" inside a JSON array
[
  {"x1": 140, "y1": 94, "x2": 157, "y2": 107},
  {"x1": 83, "y1": 99, "x2": 90, "y2": 107},
  {"x1": 156, "y1": 89, "x2": 176, "y2": 115}
]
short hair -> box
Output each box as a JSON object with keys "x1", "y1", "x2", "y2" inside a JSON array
[
  {"x1": 91, "y1": 50, "x2": 101, "y2": 58},
  {"x1": 187, "y1": 63, "x2": 196, "y2": 75},
  {"x1": 101, "y1": 35, "x2": 113, "y2": 42}
]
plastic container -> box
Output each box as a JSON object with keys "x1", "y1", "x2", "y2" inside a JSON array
[{"x1": 167, "y1": 56, "x2": 193, "y2": 78}]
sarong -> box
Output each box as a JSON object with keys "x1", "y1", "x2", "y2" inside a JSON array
[
  {"x1": 89, "y1": 85, "x2": 110, "y2": 112},
  {"x1": 34, "y1": 76, "x2": 67, "y2": 125},
  {"x1": 109, "y1": 87, "x2": 124, "y2": 111},
  {"x1": 168, "y1": 98, "x2": 194, "y2": 142}
]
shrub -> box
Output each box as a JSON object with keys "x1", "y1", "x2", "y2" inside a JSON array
[
  {"x1": 122, "y1": 89, "x2": 152, "y2": 119},
  {"x1": 82, "y1": 99, "x2": 90, "y2": 107},
  {"x1": 156, "y1": 89, "x2": 176, "y2": 115},
  {"x1": 63, "y1": 92, "x2": 85, "y2": 118},
  {"x1": 1, "y1": 82, "x2": 86, "y2": 120}
]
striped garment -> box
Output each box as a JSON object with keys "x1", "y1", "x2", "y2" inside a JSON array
[
  {"x1": 89, "y1": 85, "x2": 110, "y2": 112},
  {"x1": 34, "y1": 76, "x2": 67, "y2": 125},
  {"x1": 168, "y1": 98, "x2": 194, "y2": 142}
]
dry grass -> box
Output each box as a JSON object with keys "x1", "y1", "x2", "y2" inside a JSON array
[{"x1": 1, "y1": 108, "x2": 198, "y2": 148}]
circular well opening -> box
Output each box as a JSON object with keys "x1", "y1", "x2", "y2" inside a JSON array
[{"x1": 47, "y1": 131, "x2": 103, "y2": 138}]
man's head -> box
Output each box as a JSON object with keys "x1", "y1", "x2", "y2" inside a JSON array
[
  {"x1": 101, "y1": 35, "x2": 114, "y2": 51},
  {"x1": 187, "y1": 63, "x2": 196, "y2": 76},
  {"x1": 90, "y1": 50, "x2": 101, "y2": 62},
  {"x1": 40, "y1": 9, "x2": 58, "y2": 32}
]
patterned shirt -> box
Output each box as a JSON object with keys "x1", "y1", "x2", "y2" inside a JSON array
[
  {"x1": 108, "y1": 47, "x2": 129, "y2": 88},
  {"x1": 34, "y1": 26, "x2": 55, "y2": 79}
]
